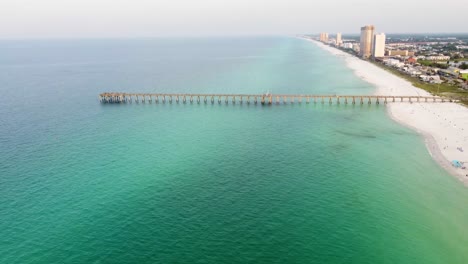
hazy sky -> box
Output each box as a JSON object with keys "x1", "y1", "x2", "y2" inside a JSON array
[{"x1": 1, "y1": 0, "x2": 466, "y2": 38}]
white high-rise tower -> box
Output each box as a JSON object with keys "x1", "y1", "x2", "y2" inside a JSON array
[
  {"x1": 373, "y1": 33, "x2": 386, "y2": 58},
  {"x1": 336, "y1": 33, "x2": 342, "y2": 46}
]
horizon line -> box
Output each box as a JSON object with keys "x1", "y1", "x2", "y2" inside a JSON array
[{"x1": 0, "y1": 32, "x2": 468, "y2": 41}]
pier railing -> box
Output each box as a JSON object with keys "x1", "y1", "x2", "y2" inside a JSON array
[{"x1": 99, "y1": 92, "x2": 454, "y2": 105}]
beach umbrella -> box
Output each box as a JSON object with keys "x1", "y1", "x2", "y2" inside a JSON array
[{"x1": 452, "y1": 160, "x2": 462, "y2": 168}]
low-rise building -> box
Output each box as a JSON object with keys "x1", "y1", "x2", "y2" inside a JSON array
[
  {"x1": 343, "y1": 43, "x2": 353, "y2": 49},
  {"x1": 405, "y1": 67, "x2": 422, "y2": 76},
  {"x1": 407, "y1": 57, "x2": 418, "y2": 64},
  {"x1": 383, "y1": 58, "x2": 404, "y2": 68},
  {"x1": 419, "y1": 75, "x2": 442, "y2": 84},
  {"x1": 426, "y1": 55, "x2": 450, "y2": 61},
  {"x1": 352, "y1": 43, "x2": 360, "y2": 53},
  {"x1": 386, "y1": 50, "x2": 415, "y2": 56}
]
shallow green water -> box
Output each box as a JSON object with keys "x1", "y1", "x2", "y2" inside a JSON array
[{"x1": 1, "y1": 37, "x2": 467, "y2": 263}]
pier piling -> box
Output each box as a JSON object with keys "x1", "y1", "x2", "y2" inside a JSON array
[{"x1": 99, "y1": 93, "x2": 448, "y2": 107}]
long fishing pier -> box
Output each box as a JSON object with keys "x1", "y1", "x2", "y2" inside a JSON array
[{"x1": 99, "y1": 92, "x2": 452, "y2": 105}]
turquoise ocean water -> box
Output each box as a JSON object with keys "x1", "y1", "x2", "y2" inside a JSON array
[{"x1": 1, "y1": 37, "x2": 468, "y2": 263}]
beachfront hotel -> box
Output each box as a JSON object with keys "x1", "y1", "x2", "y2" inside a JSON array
[
  {"x1": 373, "y1": 33, "x2": 386, "y2": 57},
  {"x1": 359, "y1": 25, "x2": 375, "y2": 58},
  {"x1": 319, "y1": 33, "x2": 329, "y2": 43},
  {"x1": 336, "y1": 33, "x2": 342, "y2": 46}
]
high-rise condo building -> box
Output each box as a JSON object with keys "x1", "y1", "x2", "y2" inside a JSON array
[
  {"x1": 359, "y1": 25, "x2": 375, "y2": 58},
  {"x1": 373, "y1": 33, "x2": 386, "y2": 58},
  {"x1": 336, "y1": 33, "x2": 342, "y2": 46},
  {"x1": 320, "y1": 33, "x2": 329, "y2": 43}
]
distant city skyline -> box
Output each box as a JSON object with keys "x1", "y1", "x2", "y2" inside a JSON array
[{"x1": 1, "y1": 0, "x2": 467, "y2": 39}]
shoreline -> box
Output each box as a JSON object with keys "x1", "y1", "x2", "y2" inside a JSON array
[{"x1": 305, "y1": 38, "x2": 468, "y2": 185}]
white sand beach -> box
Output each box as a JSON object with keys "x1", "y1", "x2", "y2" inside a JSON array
[{"x1": 309, "y1": 39, "x2": 468, "y2": 185}]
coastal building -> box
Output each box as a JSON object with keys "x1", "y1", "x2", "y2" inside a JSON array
[
  {"x1": 419, "y1": 75, "x2": 442, "y2": 84},
  {"x1": 406, "y1": 68, "x2": 422, "y2": 76},
  {"x1": 384, "y1": 58, "x2": 404, "y2": 68},
  {"x1": 320, "y1": 33, "x2": 329, "y2": 43},
  {"x1": 353, "y1": 43, "x2": 360, "y2": 53},
  {"x1": 407, "y1": 57, "x2": 418, "y2": 64},
  {"x1": 336, "y1": 33, "x2": 342, "y2": 46},
  {"x1": 359, "y1": 25, "x2": 375, "y2": 58},
  {"x1": 343, "y1": 43, "x2": 353, "y2": 49},
  {"x1": 373, "y1": 33, "x2": 386, "y2": 58},
  {"x1": 387, "y1": 50, "x2": 415, "y2": 57},
  {"x1": 426, "y1": 55, "x2": 450, "y2": 61}
]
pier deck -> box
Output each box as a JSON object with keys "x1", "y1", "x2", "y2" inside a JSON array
[{"x1": 99, "y1": 92, "x2": 455, "y2": 105}]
